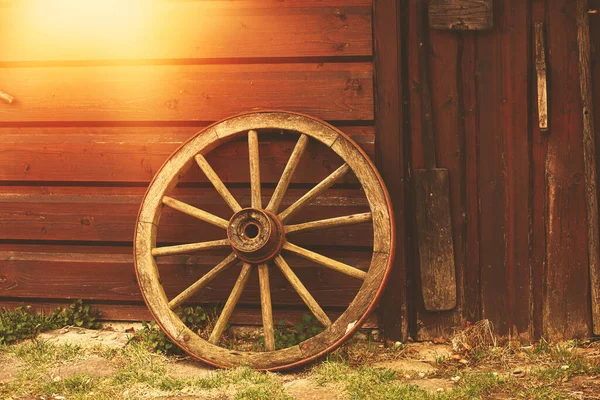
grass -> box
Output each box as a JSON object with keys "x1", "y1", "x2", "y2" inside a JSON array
[
  {"x1": 0, "y1": 339, "x2": 291, "y2": 400},
  {"x1": 1, "y1": 334, "x2": 600, "y2": 399}
]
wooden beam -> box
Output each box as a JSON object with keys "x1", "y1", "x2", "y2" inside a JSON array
[{"x1": 373, "y1": 0, "x2": 408, "y2": 341}]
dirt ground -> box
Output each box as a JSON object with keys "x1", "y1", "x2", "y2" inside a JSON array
[{"x1": 1, "y1": 324, "x2": 600, "y2": 399}]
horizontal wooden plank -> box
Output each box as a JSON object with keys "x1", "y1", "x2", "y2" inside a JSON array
[
  {"x1": 0, "y1": 126, "x2": 374, "y2": 183},
  {"x1": 0, "y1": 299, "x2": 378, "y2": 328},
  {"x1": 0, "y1": 245, "x2": 371, "y2": 307},
  {"x1": 0, "y1": 0, "x2": 372, "y2": 62},
  {"x1": 0, "y1": 186, "x2": 373, "y2": 246},
  {"x1": 0, "y1": 63, "x2": 373, "y2": 122}
]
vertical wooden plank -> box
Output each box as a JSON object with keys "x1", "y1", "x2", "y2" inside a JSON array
[
  {"x1": 430, "y1": 24, "x2": 465, "y2": 334},
  {"x1": 373, "y1": 0, "x2": 408, "y2": 340},
  {"x1": 543, "y1": 0, "x2": 592, "y2": 340},
  {"x1": 576, "y1": 0, "x2": 600, "y2": 335},
  {"x1": 476, "y1": 0, "x2": 531, "y2": 339},
  {"x1": 592, "y1": 0, "x2": 600, "y2": 335},
  {"x1": 460, "y1": 32, "x2": 482, "y2": 324},
  {"x1": 592, "y1": 3, "x2": 600, "y2": 285},
  {"x1": 531, "y1": 0, "x2": 548, "y2": 341},
  {"x1": 410, "y1": 0, "x2": 464, "y2": 339},
  {"x1": 503, "y1": 0, "x2": 532, "y2": 341}
]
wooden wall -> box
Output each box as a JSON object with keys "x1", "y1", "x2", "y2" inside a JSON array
[
  {"x1": 0, "y1": 0, "x2": 396, "y2": 328},
  {"x1": 410, "y1": 0, "x2": 600, "y2": 342},
  {"x1": 1, "y1": 0, "x2": 599, "y2": 343}
]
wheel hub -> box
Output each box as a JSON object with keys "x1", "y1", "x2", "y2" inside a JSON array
[{"x1": 227, "y1": 208, "x2": 284, "y2": 263}]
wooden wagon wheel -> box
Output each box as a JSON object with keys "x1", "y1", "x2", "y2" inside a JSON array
[{"x1": 134, "y1": 111, "x2": 395, "y2": 370}]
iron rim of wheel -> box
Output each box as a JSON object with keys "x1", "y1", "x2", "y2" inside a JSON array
[{"x1": 133, "y1": 111, "x2": 395, "y2": 371}]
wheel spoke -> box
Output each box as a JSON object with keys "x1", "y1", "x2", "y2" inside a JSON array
[
  {"x1": 283, "y1": 242, "x2": 367, "y2": 280},
  {"x1": 168, "y1": 252, "x2": 239, "y2": 310},
  {"x1": 266, "y1": 134, "x2": 309, "y2": 213},
  {"x1": 274, "y1": 255, "x2": 332, "y2": 327},
  {"x1": 163, "y1": 196, "x2": 228, "y2": 229},
  {"x1": 258, "y1": 263, "x2": 275, "y2": 351},
  {"x1": 152, "y1": 239, "x2": 230, "y2": 257},
  {"x1": 278, "y1": 164, "x2": 350, "y2": 223},
  {"x1": 248, "y1": 130, "x2": 262, "y2": 208},
  {"x1": 209, "y1": 263, "x2": 252, "y2": 344},
  {"x1": 195, "y1": 154, "x2": 242, "y2": 212},
  {"x1": 285, "y1": 212, "x2": 372, "y2": 235}
]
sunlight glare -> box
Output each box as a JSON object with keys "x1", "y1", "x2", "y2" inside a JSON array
[{"x1": 21, "y1": 0, "x2": 152, "y2": 59}]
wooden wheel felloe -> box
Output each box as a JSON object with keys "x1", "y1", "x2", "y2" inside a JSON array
[{"x1": 134, "y1": 111, "x2": 395, "y2": 370}]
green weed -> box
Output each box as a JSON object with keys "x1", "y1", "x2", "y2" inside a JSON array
[{"x1": 0, "y1": 300, "x2": 101, "y2": 345}]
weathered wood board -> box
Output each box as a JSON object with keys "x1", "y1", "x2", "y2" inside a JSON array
[
  {"x1": 413, "y1": 169, "x2": 457, "y2": 311},
  {"x1": 576, "y1": 0, "x2": 600, "y2": 335},
  {"x1": 0, "y1": 246, "x2": 369, "y2": 306},
  {"x1": 373, "y1": 0, "x2": 408, "y2": 340},
  {"x1": 0, "y1": 186, "x2": 372, "y2": 247},
  {"x1": 476, "y1": 0, "x2": 531, "y2": 340},
  {"x1": 542, "y1": 0, "x2": 592, "y2": 339},
  {"x1": 0, "y1": 0, "x2": 372, "y2": 61},
  {"x1": 0, "y1": 63, "x2": 373, "y2": 122},
  {"x1": 0, "y1": 126, "x2": 374, "y2": 183},
  {"x1": 591, "y1": 0, "x2": 600, "y2": 337}
]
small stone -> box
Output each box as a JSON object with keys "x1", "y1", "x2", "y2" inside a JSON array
[
  {"x1": 53, "y1": 376, "x2": 61, "y2": 382},
  {"x1": 560, "y1": 365, "x2": 569, "y2": 370},
  {"x1": 394, "y1": 341, "x2": 403, "y2": 348},
  {"x1": 418, "y1": 372, "x2": 425, "y2": 378},
  {"x1": 450, "y1": 376, "x2": 461, "y2": 383}
]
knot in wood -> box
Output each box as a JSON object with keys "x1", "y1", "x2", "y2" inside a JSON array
[{"x1": 227, "y1": 208, "x2": 284, "y2": 263}]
